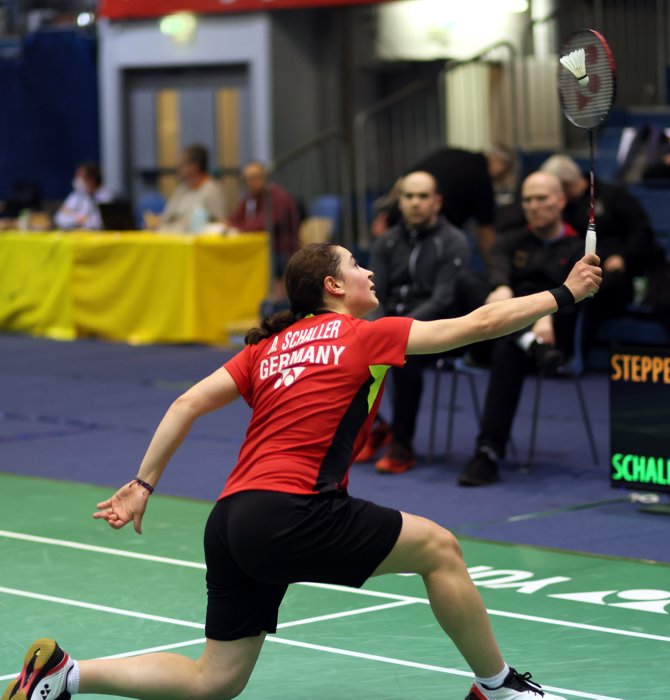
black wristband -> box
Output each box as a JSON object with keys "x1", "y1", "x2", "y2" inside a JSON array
[
  {"x1": 548, "y1": 284, "x2": 575, "y2": 310},
  {"x1": 134, "y1": 477, "x2": 155, "y2": 494}
]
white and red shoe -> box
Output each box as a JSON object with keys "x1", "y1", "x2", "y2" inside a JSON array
[
  {"x1": 465, "y1": 668, "x2": 566, "y2": 699},
  {"x1": 2, "y1": 639, "x2": 75, "y2": 700}
]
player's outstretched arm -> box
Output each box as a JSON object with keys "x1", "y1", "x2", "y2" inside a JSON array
[
  {"x1": 93, "y1": 366, "x2": 240, "y2": 534},
  {"x1": 406, "y1": 254, "x2": 601, "y2": 356}
]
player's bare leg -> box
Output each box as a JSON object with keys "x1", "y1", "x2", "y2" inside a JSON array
[
  {"x1": 80, "y1": 635, "x2": 264, "y2": 700},
  {"x1": 372, "y1": 512, "x2": 504, "y2": 677}
]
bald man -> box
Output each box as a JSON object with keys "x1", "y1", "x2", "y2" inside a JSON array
[
  {"x1": 358, "y1": 171, "x2": 470, "y2": 474},
  {"x1": 458, "y1": 171, "x2": 586, "y2": 486}
]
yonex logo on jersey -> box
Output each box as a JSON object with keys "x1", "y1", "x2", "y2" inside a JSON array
[{"x1": 274, "y1": 367, "x2": 306, "y2": 389}]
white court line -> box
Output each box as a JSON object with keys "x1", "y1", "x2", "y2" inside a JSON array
[
  {"x1": 98, "y1": 637, "x2": 207, "y2": 659},
  {"x1": 276, "y1": 599, "x2": 415, "y2": 628},
  {"x1": 484, "y1": 607, "x2": 670, "y2": 642},
  {"x1": 0, "y1": 530, "x2": 207, "y2": 569},
  {"x1": 0, "y1": 586, "x2": 205, "y2": 630},
  {"x1": 299, "y1": 580, "x2": 426, "y2": 603},
  {"x1": 266, "y1": 637, "x2": 625, "y2": 700},
  {"x1": 299, "y1": 587, "x2": 670, "y2": 643},
  {"x1": 2, "y1": 529, "x2": 670, "y2": 643}
]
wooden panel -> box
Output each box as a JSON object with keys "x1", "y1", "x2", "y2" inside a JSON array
[
  {"x1": 216, "y1": 88, "x2": 241, "y2": 216},
  {"x1": 156, "y1": 90, "x2": 180, "y2": 198},
  {"x1": 445, "y1": 63, "x2": 492, "y2": 150}
]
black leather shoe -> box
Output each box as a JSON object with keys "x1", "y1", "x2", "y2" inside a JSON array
[{"x1": 458, "y1": 451, "x2": 499, "y2": 486}]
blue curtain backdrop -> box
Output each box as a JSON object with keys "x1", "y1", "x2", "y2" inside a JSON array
[{"x1": 0, "y1": 30, "x2": 99, "y2": 203}]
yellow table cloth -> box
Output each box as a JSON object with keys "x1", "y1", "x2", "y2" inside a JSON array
[{"x1": 0, "y1": 231, "x2": 269, "y2": 345}]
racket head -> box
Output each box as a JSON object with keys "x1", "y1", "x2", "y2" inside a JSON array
[{"x1": 558, "y1": 28, "x2": 617, "y2": 130}]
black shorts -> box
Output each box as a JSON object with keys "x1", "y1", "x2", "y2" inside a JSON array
[{"x1": 203, "y1": 489, "x2": 403, "y2": 641}]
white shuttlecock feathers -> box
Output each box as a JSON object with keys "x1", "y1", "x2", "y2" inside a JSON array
[{"x1": 560, "y1": 48, "x2": 589, "y2": 86}]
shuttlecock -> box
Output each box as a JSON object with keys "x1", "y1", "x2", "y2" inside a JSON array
[{"x1": 560, "y1": 48, "x2": 589, "y2": 86}]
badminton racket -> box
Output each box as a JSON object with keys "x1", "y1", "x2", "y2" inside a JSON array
[{"x1": 558, "y1": 29, "x2": 617, "y2": 256}]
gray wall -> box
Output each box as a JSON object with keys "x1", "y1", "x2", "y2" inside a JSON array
[
  {"x1": 268, "y1": 9, "x2": 349, "y2": 206},
  {"x1": 555, "y1": 0, "x2": 669, "y2": 106},
  {"x1": 270, "y1": 10, "x2": 322, "y2": 158}
]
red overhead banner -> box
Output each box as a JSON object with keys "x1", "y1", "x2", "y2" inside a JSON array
[{"x1": 99, "y1": 0, "x2": 388, "y2": 20}]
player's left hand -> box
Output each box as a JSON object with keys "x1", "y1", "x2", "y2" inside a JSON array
[{"x1": 93, "y1": 480, "x2": 150, "y2": 534}]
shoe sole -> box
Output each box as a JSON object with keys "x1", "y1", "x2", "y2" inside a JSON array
[
  {"x1": 2, "y1": 639, "x2": 61, "y2": 700},
  {"x1": 463, "y1": 680, "x2": 564, "y2": 699}
]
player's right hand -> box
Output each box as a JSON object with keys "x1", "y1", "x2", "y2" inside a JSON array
[{"x1": 564, "y1": 254, "x2": 602, "y2": 302}]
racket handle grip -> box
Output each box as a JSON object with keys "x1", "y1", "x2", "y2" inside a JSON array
[{"x1": 585, "y1": 225, "x2": 597, "y2": 255}]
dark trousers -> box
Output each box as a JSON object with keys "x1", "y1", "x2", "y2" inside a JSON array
[
  {"x1": 475, "y1": 312, "x2": 576, "y2": 458},
  {"x1": 475, "y1": 338, "x2": 531, "y2": 457},
  {"x1": 387, "y1": 274, "x2": 490, "y2": 452},
  {"x1": 581, "y1": 270, "x2": 633, "y2": 352},
  {"x1": 390, "y1": 356, "x2": 426, "y2": 451}
]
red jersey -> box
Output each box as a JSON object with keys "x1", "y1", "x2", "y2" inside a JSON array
[{"x1": 220, "y1": 312, "x2": 413, "y2": 498}]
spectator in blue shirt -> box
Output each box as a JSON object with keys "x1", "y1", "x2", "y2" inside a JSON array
[{"x1": 54, "y1": 162, "x2": 114, "y2": 230}]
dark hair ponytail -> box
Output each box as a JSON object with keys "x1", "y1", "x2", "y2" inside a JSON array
[
  {"x1": 244, "y1": 243, "x2": 341, "y2": 345},
  {"x1": 245, "y1": 309, "x2": 297, "y2": 345}
]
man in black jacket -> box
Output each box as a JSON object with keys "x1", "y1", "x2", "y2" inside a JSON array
[
  {"x1": 358, "y1": 171, "x2": 470, "y2": 473},
  {"x1": 458, "y1": 171, "x2": 584, "y2": 486},
  {"x1": 371, "y1": 145, "x2": 515, "y2": 264}
]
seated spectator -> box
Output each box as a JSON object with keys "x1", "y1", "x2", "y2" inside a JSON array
[
  {"x1": 225, "y1": 161, "x2": 300, "y2": 293},
  {"x1": 53, "y1": 163, "x2": 114, "y2": 230},
  {"x1": 158, "y1": 144, "x2": 226, "y2": 233},
  {"x1": 355, "y1": 171, "x2": 470, "y2": 473},
  {"x1": 540, "y1": 154, "x2": 658, "y2": 351},
  {"x1": 458, "y1": 171, "x2": 585, "y2": 487},
  {"x1": 371, "y1": 144, "x2": 516, "y2": 264}
]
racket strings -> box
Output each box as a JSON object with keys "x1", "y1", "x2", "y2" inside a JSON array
[{"x1": 559, "y1": 32, "x2": 616, "y2": 130}]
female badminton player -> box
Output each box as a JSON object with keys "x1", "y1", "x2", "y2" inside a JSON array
[{"x1": 3, "y1": 243, "x2": 601, "y2": 700}]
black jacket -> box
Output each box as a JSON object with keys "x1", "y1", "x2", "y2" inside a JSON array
[
  {"x1": 496, "y1": 180, "x2": 657, "y2": 278},
  {"x1": 371, "y1": 217, "x2": 470, "y2": 320},
  {"x1": 488, "y1": 224, "x2": 583, "y2": 298}
]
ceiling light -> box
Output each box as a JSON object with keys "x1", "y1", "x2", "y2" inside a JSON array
[
  {"x1": 76, "y1": 12, "x2": 95, "y2": 27},
  {"x1": 159, "y1": 12, "x2": 198, "y2": 45}
]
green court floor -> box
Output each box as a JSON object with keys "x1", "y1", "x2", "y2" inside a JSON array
[{"x1": 1, "y1": 473, "x2": 667, "y2": 699}]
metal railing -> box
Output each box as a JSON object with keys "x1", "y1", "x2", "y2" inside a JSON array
[
  {"x1": 353, "y1": 41, "x2": 521, "y2": 247},
  {"x1": 270, "y1": 126, "x2": 354, "y2": 248},
  {"x1": 353, "y1": 78, "x2": 441, "y2": 246}
]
